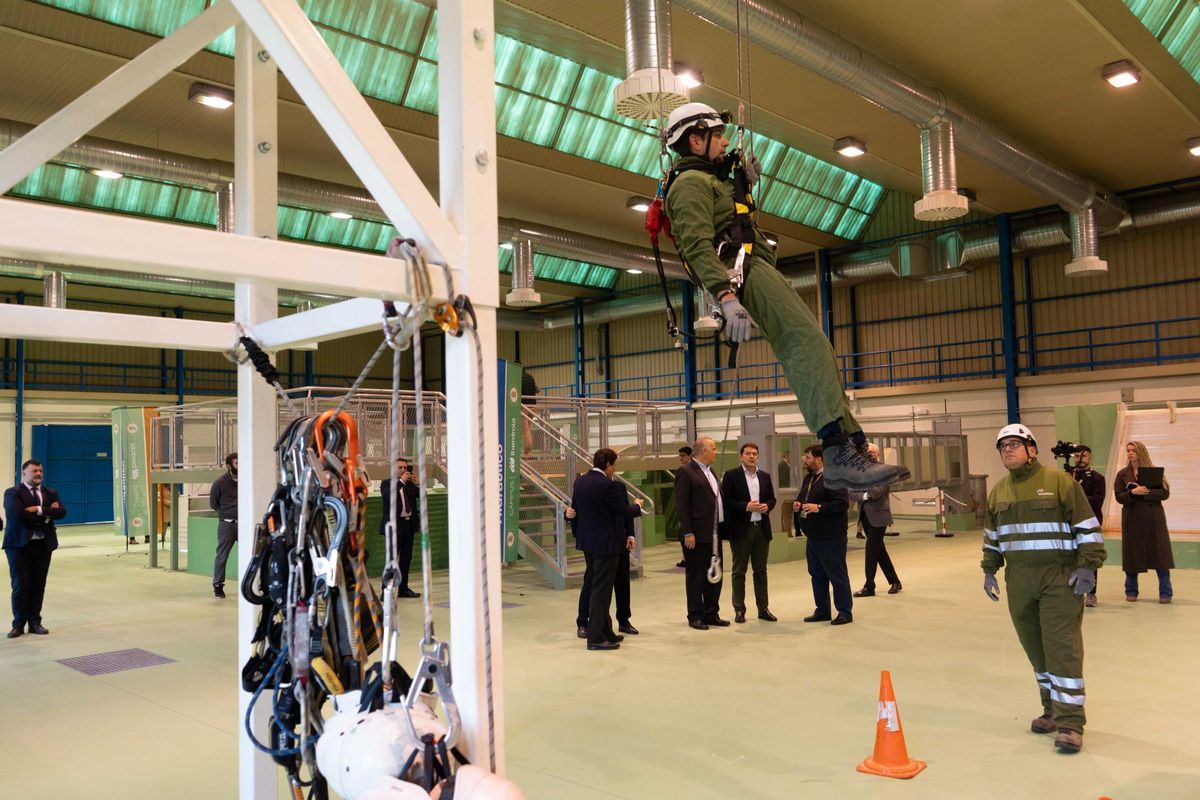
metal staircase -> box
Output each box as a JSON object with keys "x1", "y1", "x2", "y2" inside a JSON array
[{"x1": 150, "y1": 386, "x2": 676, "y2": 590}]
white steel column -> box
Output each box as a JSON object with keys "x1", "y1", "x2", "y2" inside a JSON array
[
  {"x1": 439, "y1": 0, "x2": 505, "y2": 772},
  {"x1": 234, "y1": 25, "x2": 279, "y2": 800}
]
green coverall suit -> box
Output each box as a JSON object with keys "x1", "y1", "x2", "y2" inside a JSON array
[
  {"x1": 665, "y1": 156, "x2": 861, "y2": 438},
  {"x1": 982, "y1": 460, "x2": 1106, "y2": 733}
]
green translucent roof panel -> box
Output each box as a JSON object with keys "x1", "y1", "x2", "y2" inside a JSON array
[
  {"x1": 498, "y1": 248, "x2": 618, "y2": 290},
  {"x1": 32, "y1": 0, "x2": 887, "y2": 243},
  {"x1": 9, "y1": 163, "x2": 183, "y2": 220},
  {"x1": 32, "y1": 0, "x2": 888, "y2": 244},
  {"x1": 1122, "y1": 1, "x2": 1200, "y2": 82}
]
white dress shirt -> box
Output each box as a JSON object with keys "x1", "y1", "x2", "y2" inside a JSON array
[
  {"x1": 744, "y1": 468, "x2": 761, "y2": 522},
  {"x1": 697, "y1": 462, "x2": 724, "y2": 524}
]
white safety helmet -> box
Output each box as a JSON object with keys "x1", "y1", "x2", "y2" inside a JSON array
[
  {"x1": 995, "y1": 423, "x2": 1036, "y2": 450},
  {"x1": 663, "y1": 102, "x2": 731, "y2": 149}
]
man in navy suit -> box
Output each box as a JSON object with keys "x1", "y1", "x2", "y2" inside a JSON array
[
  {"x1": 4, "y1": 459, "x2": 67, "y2": 638},
  {"x1": 721, "y1": 442, "x2": 778, "y2": 623},
  {"x1": 378, "y1": 456, "x2": 421, "y2": 599},
  {"x1": 569, "y1": 448, "x2": 643, "y2": 651}
]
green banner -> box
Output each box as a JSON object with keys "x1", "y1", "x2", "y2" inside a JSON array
[
  {"x1": 112, "y1": 406, "x2": 154, "y2": 540},
  {"x1": 498, "y1": 360, "x2": 523, "y2": 563}
]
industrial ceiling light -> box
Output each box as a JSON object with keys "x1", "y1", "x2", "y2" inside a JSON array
[
  {"x1": 89, "y1": 168, "x2": 123, "y2": 180},
  {"x1": 1188, "y1": 137, "x2": 1200, "y2": 157},
  {"x1": 327, "y1": 211, "x2": 353, "y2": 220},
  {"x1": 626, "y1": 196, "x2": 652, "y2": 213},
  {"x1": 499, "y1": 242, "x2": 514, "y2": 250},
  {"x1": 761, "y1": 231, "x2": 778, "y2": 247},
  {"x1": 834, "y1": 137, "x2": 867, "y2": 157},
  {"x1": 626, "y1": 268, "x2": 644, "y2": 275},
  {"x1": 1101, "y1": 60, "x2": 1140, "y2": 88},
  {"x1": 674, "y1": 62, "x2": 703, "y2": 89},
  {"x1": 188, "y1": 82, "x2": 234, "y2": 109}
]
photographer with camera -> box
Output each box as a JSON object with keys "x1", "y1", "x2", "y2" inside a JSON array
[{"x1": 1071, "y1": 446, "x2": 1105, "y2": 607}]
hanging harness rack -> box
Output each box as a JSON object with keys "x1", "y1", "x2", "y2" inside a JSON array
[{"x1": 235, "y1": 233, "x2": 496, "y2": 794}]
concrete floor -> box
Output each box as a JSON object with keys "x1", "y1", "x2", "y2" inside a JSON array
[{"x1": 1, "y1": 522, "x2": 1197, "y2": 799}]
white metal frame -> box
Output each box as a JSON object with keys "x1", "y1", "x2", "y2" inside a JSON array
[{"x1": 0, "y1": 0, "x2": 503, "y2": 796}]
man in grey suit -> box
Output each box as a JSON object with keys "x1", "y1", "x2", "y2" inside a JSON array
[{"x1": 853, "y1": 443, "x2": 902, "y2": 597}]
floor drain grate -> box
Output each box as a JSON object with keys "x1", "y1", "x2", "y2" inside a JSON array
[{"x1": 57, "y1": 648, "x2": 176, "y2": 676}]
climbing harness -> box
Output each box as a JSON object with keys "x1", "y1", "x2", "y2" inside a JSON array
[{"x1": 237, "y1": 235, "x2": 503, "y2": 798}]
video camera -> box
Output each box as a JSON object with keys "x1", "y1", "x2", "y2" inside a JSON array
[{"x1": 1050, "y1": 440, "x2": 1087, "y2": 478}]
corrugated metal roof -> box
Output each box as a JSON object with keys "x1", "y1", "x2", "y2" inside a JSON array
[
  {"x1": 1123, "y1": 1, "x2": 1200, "y2": 82},
  {"x1": 31, "y1": 0, "x2": 885, "y2": 239}
]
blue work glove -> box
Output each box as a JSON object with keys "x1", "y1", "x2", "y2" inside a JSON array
[
  {"x1": 984, "y1": 573, "x2": 1000, "y2": 602},
  {"x1": 1067, "y1": 568, "x2": 1096, "y2": 596},
  {"x1": 720, "y1": 296, "x2": 755, "y2": 343}
]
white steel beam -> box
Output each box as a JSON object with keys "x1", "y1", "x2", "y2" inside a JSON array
[
  {"x1": 252, "y1": 297, "x2": 417, "y2": 350},
  {"x1": 234, "y1": 26, "x2": 278, "y2": 800},
  {"x1": 0, "y1": 305, "x2": 234, "y2": 351},
  {"x1": 0, "y1": 1, "x2": 239, "y2": 194},
  {"x1": 0, "y1": 198, "x2": 453, "y2": 300},
  {"x1": 440, "y1": 0, "x2": 506, "y2": 774},
  {"x1": 229, "y1": 0, "x2": 461, "y2": 268}
]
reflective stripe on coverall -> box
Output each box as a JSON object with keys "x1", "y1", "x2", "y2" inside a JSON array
[{"x1": 982, "y1": 460, "x2": 1107, "y2": 733}]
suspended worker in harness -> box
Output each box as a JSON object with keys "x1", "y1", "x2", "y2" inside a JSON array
[{"x1": 656, "y1": 102, "x2": 907, "y2": 491}]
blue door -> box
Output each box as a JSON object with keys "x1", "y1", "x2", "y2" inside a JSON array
[{"x1": 30, "y1": 425, "x2": 114, "y2": 525}]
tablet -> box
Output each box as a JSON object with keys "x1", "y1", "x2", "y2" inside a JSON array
[{"x1": 1137, "y1": 467, "x2": 1164, "y2": 490}]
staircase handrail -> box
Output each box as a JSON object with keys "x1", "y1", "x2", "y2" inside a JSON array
[{"x1": 522, "y1": 406, "x2": 656, "y2": 514}]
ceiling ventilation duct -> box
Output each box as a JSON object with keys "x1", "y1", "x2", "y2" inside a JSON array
[
  {"x1": 614, "y1": 0, "x2": 691, "y2": 121},
  {"x1": 914, "y1": 122, "x2": 969, "y2": 221},
  {"x1": 43, "y1": 270, "x2": 66, "y2": 308},
  {"x1": 505, "y1": 238, "x2": 541, "y2": 307},
  {"x1": 1065, "y1": 207, "x2": 1107, "y2": 277},
  {"x1": 671, "y1": 0, "x2": 1126, "y2": 230},
  {"x1": 888, "y1": 239, "x2": 930, "y2": 279}
]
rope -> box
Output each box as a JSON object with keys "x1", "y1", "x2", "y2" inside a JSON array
[
  {"x1": 464, "y1": 318, "x2": 497, "y2": 773},
  {"x1": 230, "y1": 326, "x2": 299, "y2": 415}
]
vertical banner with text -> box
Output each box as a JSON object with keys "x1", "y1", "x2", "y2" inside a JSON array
[
  {"x1": 111, "y1": 406, "x2": 155, "y2": 540},
  {"x1": 498, "y1": 360, "x2": 523, "y2": 563}
]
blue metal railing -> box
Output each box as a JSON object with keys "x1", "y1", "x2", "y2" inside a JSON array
[
  {"x1": 1018, "y1": 315, "x2": 1200, "y2": 374},
  {"x1": 0, "y1": 358, "x2": 396, "y2": 396}
]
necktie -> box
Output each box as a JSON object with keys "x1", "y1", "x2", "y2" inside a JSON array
[
  {"x1": 399, "y1": 481, "x2": 409, "y2": 516},
  {"x1": 34, "y1": 487, "x2": 42, "y2": 509}
]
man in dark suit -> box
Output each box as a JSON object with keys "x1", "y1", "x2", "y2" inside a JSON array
[
  {"x1": 676, "y1": 437, "x2": 729, "y2": 630},
  {"x1": 721, "y1": 442, "x2": 778, "y2": 623},
  {"x1": 569, "y1": 448, "x2": 643, "y2": 650},
  {"x1": 794, "y1": 445, "x2": 853, "y2": 625},
  {"x1": 568, "y1": 492, "x2": 638, "y2": 638},
  {"x1": 379, "y1": 456, "x2": 421, "y2": 598},
  {"x1": 4, "y1": 459, "x2": 67, "y2": 638},
  {"x1": 854, "y1": 443, "x2": 902, "y2": 598}
]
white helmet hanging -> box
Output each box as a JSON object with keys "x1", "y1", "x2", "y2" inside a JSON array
[
  {"x1": 995, "y1": 423, "x2": 1037, "y2": 450},
  {"x1": 663, "y1": 102, "x2": 731, "y2": 148}
]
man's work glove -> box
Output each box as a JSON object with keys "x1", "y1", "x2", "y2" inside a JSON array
[
  {"x1": 1067, "y1": 568, "x2": 1096, "y2": 596},
  {"x1": 744, "y1": 152, "x2": 763, "y2": 189},
  {"x1": 720, "y1": 296, "x2": 755, "y2": 343},
  {"x1": 984, "y1": 573, "x2": 1000, "y2": 602}
]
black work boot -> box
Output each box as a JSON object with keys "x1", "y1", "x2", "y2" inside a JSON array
[{"x1": 822, "y1": 434, "x2": 906, "y2": 490}]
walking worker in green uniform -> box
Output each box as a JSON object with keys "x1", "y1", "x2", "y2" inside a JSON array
[
  {"x1": 982, "y1": 423, "x2": 1106, "y2": 754},
  {"x1": 659, "y1": 102, "x2": 903, "y2": 491}
]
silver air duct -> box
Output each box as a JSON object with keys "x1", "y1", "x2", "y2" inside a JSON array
[
  {"x1": 542, "y1": 290, "x2": 685, "y2": 329},
  {"x1": 671, "y1": 0, "x2": 1126, "y2": 231},
  {"x1": 614, "y1": 0, "x2": 690, "y2": 121},
  {"x1": 496, "y1": 219, "x2": 687, "y2": 278},
  {"x1": 43, "y1": 270, "x2": 65, "y2": 308},
  {"x1": 914, "y1": 122, "x2": 969, "y2": 221},
  {"x1": 505, "y1": 238, "x2": 541, "y2": 307},
  {"x1": 1065, "y1": 208, "x2": 1106, "y2": 277}
]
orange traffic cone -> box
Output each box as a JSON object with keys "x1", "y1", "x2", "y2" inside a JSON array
[{"x1": 856, "y1": 670, "x2": 926, "y2": 779}]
